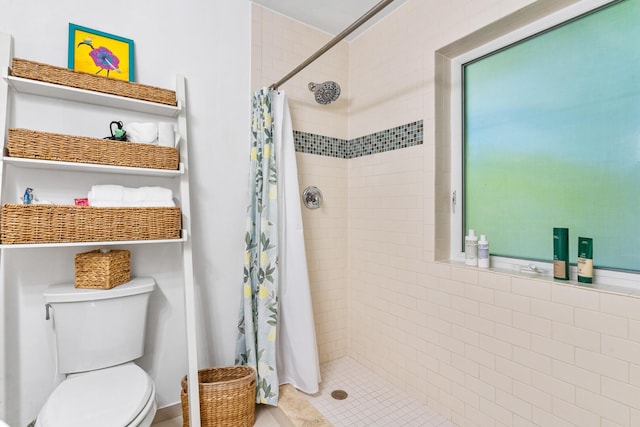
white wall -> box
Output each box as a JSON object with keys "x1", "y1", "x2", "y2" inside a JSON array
[{"x1": 0, "y1": 1, "x2": 251, "y2": 425}]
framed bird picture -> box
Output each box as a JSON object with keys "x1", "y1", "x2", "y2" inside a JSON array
[{"x1": 68, "y1": 23, "x2": 135, "y2": 82}]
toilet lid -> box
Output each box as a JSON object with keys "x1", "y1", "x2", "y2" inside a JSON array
[{"x1": 38, "y1": 363, "x2": 153, "y2": 427}]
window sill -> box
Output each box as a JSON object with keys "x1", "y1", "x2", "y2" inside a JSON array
[{"x1": 440, "y1": 258, "x2": 640, "y2": 299}]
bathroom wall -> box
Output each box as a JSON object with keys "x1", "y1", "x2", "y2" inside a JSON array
[
  {"x1": 251, "y1": 3, "x2": 350, "y2": 363},
  {"x1": 0, "y1": 1, "x2": 251, "y2": 425},
  {"x1": 251, "y1": 4, "x2": 348, "y2": 140},
  {"x1": 348, "y1": 1, "x2": 640, "y2": 426},
  {"x1": 254, "y1": 0, "x2": 640, "y2": 426}
]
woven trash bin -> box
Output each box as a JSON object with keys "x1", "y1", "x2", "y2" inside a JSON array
[{"x1": 181, "y1": 366, "x2": 256, "y2": 427}]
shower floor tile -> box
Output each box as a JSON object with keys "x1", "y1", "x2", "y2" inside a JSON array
[{"x1": 304, "y1": 357, "x2": 456, "y2": 427}]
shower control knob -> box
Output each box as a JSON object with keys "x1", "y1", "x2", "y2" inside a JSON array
[{"x1": 303, "y1": 186, "x2": 323, "y2": 209}]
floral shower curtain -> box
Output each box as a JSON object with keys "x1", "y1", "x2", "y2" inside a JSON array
[{"x1": 236, "y1": 88, "x2": 280, "y2": 405}]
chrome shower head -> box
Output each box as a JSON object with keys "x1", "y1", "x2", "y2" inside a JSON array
[{"x1": 308, "y1": 81, "x2": 341, "y2": 105}]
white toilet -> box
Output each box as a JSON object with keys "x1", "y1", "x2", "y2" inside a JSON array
[{"x1": 36, "y1": 277, "x2": 157, "y2": 427}]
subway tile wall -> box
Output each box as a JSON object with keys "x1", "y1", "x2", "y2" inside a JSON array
[
  {"x1": 296, "y1": 153, "x2": 348, "y2": 363},
  {"x1": 254, "y1": 1, "x2": 640, "y2": 425}
]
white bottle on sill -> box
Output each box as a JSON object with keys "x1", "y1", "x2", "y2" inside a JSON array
[
  {"x1": 465, "y1": 229, "x2": 478, "y2": 266},
  {"x1": 478, "y1": 234, "x2": 490, "y2": 268}
]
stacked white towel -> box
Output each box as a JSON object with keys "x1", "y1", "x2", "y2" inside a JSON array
[{"x1": 88, "y1": 185, "x2": 175, "y2": 207}]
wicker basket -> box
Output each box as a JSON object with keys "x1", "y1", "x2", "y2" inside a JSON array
[
  {"x1": 8, "y1": 128, "x2": 179, "y2": 170},
  {"x1": 11, "y1": 58, "x2": 177, "y2": 106},
  {"x1": 0, "y1": 204, "x2": 181, "y2": 244},
  {"x1": 181, "y1": 366, "x2": 256, "y2": 427},
  {"x1": 75, "y1": 249, "x2": 130, "y2": 289}
]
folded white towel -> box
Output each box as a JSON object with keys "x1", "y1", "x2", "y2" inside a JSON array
[
  {"x1": 91, "y1": 200, "x2": 175, "y2": 207},
  {"x1": 138, "y1": 186, "x2": 173, "y2": 201},
  {"x1": 122, "y1": 187, "x2": 141, "y2": 203},
  {"x1": 158, "y1": 122, "x2": 175, "y2": 147},
  {"x1": 88, "y1": 185, "x2": 124, "y2": 205},
  {"x1": 88, "y1": 201, "x2": 126, "y2": 208},
  {"x1": 130, "y1": 200, "x2": 175, "y2": 207},
  {"x1": 125, "y1": 122, "x2": 158, "y2": 144},
  {"x1": 88, "y1": 185, "x2": 174, "y2": 207}
]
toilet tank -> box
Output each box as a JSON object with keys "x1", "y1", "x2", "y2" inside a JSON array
[{"x1": 43, "y1": 277, "x2": 155, "y2": 374}]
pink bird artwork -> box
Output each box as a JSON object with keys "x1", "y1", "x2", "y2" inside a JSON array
[{"x1": 77, "y1": 38, "x2": 121, "y2": 77}]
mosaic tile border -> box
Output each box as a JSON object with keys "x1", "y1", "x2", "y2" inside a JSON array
[{"x1": 293, "y1": 120, "x2": 423, "y2": 159}]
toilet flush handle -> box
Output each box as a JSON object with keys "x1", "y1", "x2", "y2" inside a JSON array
[{"x1": 45, "y1": 303, "x2": 52, "y2": 320}]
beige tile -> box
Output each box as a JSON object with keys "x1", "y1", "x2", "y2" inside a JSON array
[
  {"x1": 531, "y1": 372, "x2": 575, "y2": 403},
  {"x1": 531, "y1": 335, "x2": 574, "y2": 364},
  {"x1": 451, "y1": 265, "x2": 480, "y2": 285},
  {"x1": 532, "y1": 407, "x2": 575, "y2": 427},
  {"x1": 575, "y1": 388, "x2": 630, "y2": 426},
  {"x1": 552, "y1": 396, "x2": 600, "y2": 427},
  {"x1": 479, "y1": 303, "x2": 512, "y2": 326},
  {"x1": 465, "y1": 372, "x2": 496, "y2": 401},
  {"x1": 601, "y1": 335, "x2": 640, "y2": 363},
  {"x1": 479, "y1": 270, "x2": 512, "y2": 292},
  {"x1": 551, "y1": 359, "x2": 600, "y2": 394},
  {"x1": 465, "y1": 283, "x2": 495, "y2": 304},
  {"x1": 513, "y1": 312, "x2": 552, "y2": 338},
  {"x1": 575, "y1": 348, "x2": 628, "y2": 382},
  {"x1": 465, "y1": 312, "x2": 495, "y2": 337},
  {"x1": 632, "y1": 408, "x2": 640, "y2": 427},
  {"x1": 530, "y1": 299, "x2": 574, "y2": 325},
  {"x1": 495, "y1": 357, "x2": 531, "y2": 385},
  {"x1": 631, "y1": 363, "x2": 640, "y2": 387},
  {"x1": 630, "y1": 319, "x2": 640, "y2": 342},
  {"x1": 494, "y1": 290, "x2": 531, "y2": 313},
  {"x1": 513, "y1": 346, "x2": 552, "y2": 375},
  {"x1": 552, "y1": 322, "x2": 600, "y2": 352},
  {"x1": 552, "y1": 283, "x2": 600, "y2": 311},
  {"x1": 511, "y1": 277, "x2": 551, "y2": 301},
  {"x1": 600, "y1": 293, "x2": 640, "y2": 321},
  {"x1": 479, "y1": 366, "x2": 512, "y2": 394},
  {"x1": 466, "y1": 344, "x2": 497, "y2": 370},
  {"x1": 602, "y1": 377, "x2": 640, "y2": 408},
  {"x1": 479, "y1": 396, "x2": 513, "y2": 426},
  {"x1": 512, "y1": 380, "x2": 552, "y2": 413},
  {"x1": 494, "y1": 323, "x2": 531, "y2": 350},
  {"x1": 575, "y1": 308, "x2": 628, "y2": 339},
  {"x1": 495, "y1": 388, "x2": 532, "y2": 421}
]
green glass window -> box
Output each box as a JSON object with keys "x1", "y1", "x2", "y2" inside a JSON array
[{"x1": 463, "y1": 0, "x2": 640, "y2": 271}]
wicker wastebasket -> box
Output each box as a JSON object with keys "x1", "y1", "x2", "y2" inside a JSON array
[{"x1": 181, "y1": 366, "x2": 256, "y2": 427}]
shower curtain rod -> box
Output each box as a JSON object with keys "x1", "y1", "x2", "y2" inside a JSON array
[{"x1": 269, "y1": 0, "x2": 396, "y2": 90}]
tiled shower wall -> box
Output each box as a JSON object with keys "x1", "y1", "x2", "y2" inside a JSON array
[
  {"x1": 252, "y1": 3, "x2": 350, "y2": 362},
  {"x1": 296, "y1": 153, "x2": 348, "y2": 363},
  {"x1": 254, "y1": 1, "x2": 640, "y2": 425}
]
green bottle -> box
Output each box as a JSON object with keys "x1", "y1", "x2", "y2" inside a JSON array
[
  {"x1": 577, "y1": 237, "x2": 593, "y2": 284},
  {"x1": 553, "y1": 228, "x2": 569, "y2": 280}
]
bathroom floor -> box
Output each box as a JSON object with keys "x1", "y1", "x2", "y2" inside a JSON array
[
  {"x1": 152, "y1": 404, "x2": 281, "y2": 427},
  {"x1": 153, "y1": 357, "x2": 454, "y2": 427},
  {"x1": 304, "y1": 357, "x2": 455, "y2": 427}
]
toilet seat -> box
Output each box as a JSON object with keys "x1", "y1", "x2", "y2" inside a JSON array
[{"x1": 37, "y1": 363, "x2": 154, "y2": 427}]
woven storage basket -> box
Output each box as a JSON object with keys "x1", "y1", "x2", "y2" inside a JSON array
[
  {"x1": 8, "y1": 128, "x2": 179, "y2": 170},
  {"x1": 0, "y1": 204, "x2": 181, "y2": 244},
  {"x1": 11, "y1": 58, "x2": 177, "y2": 106},
  {"x1": 75, "y1": 249, "x2": 130, "y2": 289},
  {"x1": 181, "y1": 366, "x2": 256, "y2": 427}
]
